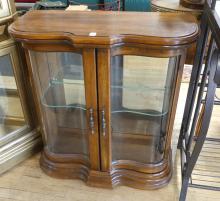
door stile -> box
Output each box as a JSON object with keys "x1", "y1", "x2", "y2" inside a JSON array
[
  {"x1": 164, "y1": 51, "x2": 186, "y2": 154},
  {"x1": 83, "y1": 48, "x2": 100, "y2": 171},
  {"x1": 97, "y1": 48, "x2": 112, "y2": 172}
]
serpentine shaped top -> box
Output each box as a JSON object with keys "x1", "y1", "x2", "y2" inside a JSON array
[{"x1": 9, "y1": 10, "x2": 199, "y2": 47}]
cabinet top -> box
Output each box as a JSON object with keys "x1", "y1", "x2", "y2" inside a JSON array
[{"x1": 9, "y1": 10, "x2": 199, "y2": 47}]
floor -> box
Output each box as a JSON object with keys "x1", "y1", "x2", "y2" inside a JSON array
[
  {"x1": 1, "y1": 152, "x2": 220, "y2": 201},
  {"x1": 0, "y1": 84, "x2": 220, "y2": 201}
]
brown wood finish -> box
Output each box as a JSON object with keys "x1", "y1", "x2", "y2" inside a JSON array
[
  {"x1": 97, "y1": 49, "x2": 112, "y2": 172},
  {"x1": 40, "y1": 148, "x2": 90, "y2": 180},
  {"x1": 24, "y1": 49, "x2": 47, "y2": 144},
  {"x1": 164, "y1": 51, "x2": 187, "y2": 153},
  {"x1": 180, "y1": 0, "x2": 205, "y2": 10},
  {"x1": 111, "y1": 45, "x2": 187, "y2": 58},
  {"x1": 83, "y1": 48, "x2": 100, "y2": 171},
  {"x1": 22, "y1": 42, "x2": 82, "y2": 53},
  {"x1": 41, "y1": 148, "x2": 172, "y2": 189},
  {"x1": 9, "y1": 11, "x2": 199, "y2": 47},
  {"x1": 9, "y1": 11, "x2": 199, "y2": 190},
  {"x1": 151, "y1": 0, "x2": 202, "y2": 64}
]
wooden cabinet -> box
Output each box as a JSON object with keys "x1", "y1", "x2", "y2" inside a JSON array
[{"x1": 9, "y1": 10, "x2": 199, "y2": 189}]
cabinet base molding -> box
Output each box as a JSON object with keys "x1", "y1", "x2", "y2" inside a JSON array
[
  {"x1": 40, "y1": 149, "x2": 90, "y2": 181},
  {"x1": 40, "y1": 149, "x2": 172, "y2": 190}
]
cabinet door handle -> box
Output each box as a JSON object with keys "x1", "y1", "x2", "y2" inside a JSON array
[
  {"x1": 89, "y1": 108, "x2": 95, "y2": 134},
  {"x1": 102, "y1": 110, "x2": 106, "y2": 136}
]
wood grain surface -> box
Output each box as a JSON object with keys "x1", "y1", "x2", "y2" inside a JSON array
[
  {"x1": 8, "y1": 11, "x2": 199, "y2": 190},
  {"x1": 9, "y1": 10, "x2": 199, "y2": 46}
]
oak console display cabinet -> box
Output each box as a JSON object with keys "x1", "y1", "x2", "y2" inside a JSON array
[{"x1": 9, "y1": 11, "x2": 198, "y2": 189}]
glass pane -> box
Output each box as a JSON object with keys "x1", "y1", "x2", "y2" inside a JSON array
[
  {"x1": 29, "y1": 51, "x2": 89, "y2": 155},
  {"x1": 111, "y1": 55, "x2": 176, "y2": 164},
  {"x1": 0, "y1": 54, "x2": 25, "y2": 138}
]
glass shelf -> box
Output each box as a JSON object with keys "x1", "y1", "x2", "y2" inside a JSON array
[
  {"x1": 40, "y1": 82, "x2": 88, "y2": 130},
  {"x1": 111, "y1": 85, "x2": 167, "y2": 91},
  {"x1": 50, "y1": 77, "x2": 167, "y2": 93},
  {"x1": 111, "y1": 109, "x2": 168, "y2": 117},
  {"x1": 111, "y1": 85, "x2": 169, "y2": 114},
  {"x1": 111, "y1": 110, "x2": 167, "y2": 136},
  {"x1": 41, "y1": 82, "x2": 86, "y2": 110},
  {"x1": 51, "y1": 78, "x2": 84, "y2": 86},
  {"x1": 50, "y1": 66, "x2": 84, "y2": 85},
  {"x1": 51, "y1": 68, "x2": 169, "y2": 91}
]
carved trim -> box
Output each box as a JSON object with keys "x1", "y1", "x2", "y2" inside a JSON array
[
  {"x1": 40, "y1": 151, "x2": 90, "y2": 181},
  {"x1": 40, "y1": 149, "x2": 172, "y2": 189}
]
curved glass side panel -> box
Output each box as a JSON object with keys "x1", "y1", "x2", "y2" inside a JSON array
[
  {"x1": 111, "y1": 55, "x2": 177, "y2": 164},
  {"x1": 29, "y1": 51, "x2": 89, "y2": 156}
]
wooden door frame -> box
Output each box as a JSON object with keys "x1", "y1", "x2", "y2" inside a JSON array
[
  {"x1": 97, "y1": 45, "x2": 187, "y2": 173},
  {"x1": 97, "y1": 48, "x2": 111, "y2": 171},
  {"x1": 23, "y1": 41, "x2": 100, "y2": 171}
]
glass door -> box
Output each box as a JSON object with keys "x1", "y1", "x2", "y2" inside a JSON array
[
  {"x1": 97, "y1": 48, "x2": 179, "y2": 171},
  {"x1": 110, "y1": 55, "x2": 176, "y2": 164},
  {"x1": 28, "y1": 48, "x2": 99, "y2": 169}
]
